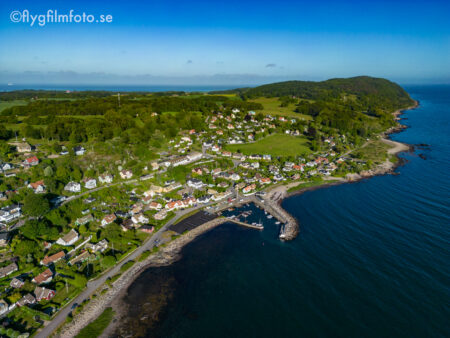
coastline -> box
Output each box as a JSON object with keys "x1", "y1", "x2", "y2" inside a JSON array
[{"x1": 56, "y1": 101, "x2": 419, "y2": 337}]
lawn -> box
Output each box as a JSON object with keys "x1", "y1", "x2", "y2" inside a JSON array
[
  {"x1": 225, "y1": 134, "x2": 311, "y2": 156},
  {"x1": 351, "y1": 140, "x2": 391, "y2": 164},
  {"x1": 0, "y1": 100, "x2": 28, "y2": 112},
  {"x1": 75, "y1": 307, "x2": 115, "y2": 338},
  {"x1": 248, "y1": 97, "x2": 312, "y2": 120}
]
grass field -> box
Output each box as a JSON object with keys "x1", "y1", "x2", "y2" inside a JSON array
[
  {"x1": 249, "y1": 97, "x2": 312, "y2": 120},
  {"x1": 225, "y1": 134, "x2": 311, "y2": 156},
  {"x1": 351, "y1": 140, "x2": 391, "y2": 163},
  {"x1": 0, "y1": 100, "x2": 28, "y2": 112},
  {"x1": 75, "y1": 307, "x2": 115, "y2": 338}
]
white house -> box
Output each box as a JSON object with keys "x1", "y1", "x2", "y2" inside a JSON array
[
  {"x1": 98, "y1": 173, "x2": 113, "y2": 184},
  {"x1": 56, "y1": 229, "x2": 79, "y2": 246},
  {"x1": 64, "y1": 182, "x2": 81, "y2": 193},
  {"x1": 187, "y1": 179, "x2": 204, "y2": 189},
  {"x1": 82, "y1": 178, "x2": 97, "y2": 190},
  {"x1": 120, "y1": 169, "x2": 133, "y2": 179},
  {"x1": 0, "y1": 205, "x2": 21, "y2": 223},
  {"x1": 74, "y1": 146, "x2": 85, "y2": 156}
]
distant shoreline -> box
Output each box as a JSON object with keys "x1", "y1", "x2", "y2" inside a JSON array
[{"x1": 56, "y1": 100, "x2": 419, "y2": 337}]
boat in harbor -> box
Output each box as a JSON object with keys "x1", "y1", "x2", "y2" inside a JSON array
[
  {"x1": 275, "y1": 221, "x2": 280, "y2": 225},
  {"x1": 267, "y1": 215, "x2": 273, "y2": 219}
]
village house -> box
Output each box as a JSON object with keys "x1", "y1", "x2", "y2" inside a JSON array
[
  {"x1": 130, "y1": 203, "x2": 143, "y2": 215},
  {"x1": 32, "y1": 268, "x2": 53, "y2": 284},
  {"x1": 86, "y1": 239, "x2": 108, "y2": 253},
  {"x1": 0, "y1": 163, "x2": 13, "y2": 171},
  {"x1": 139, "y1": 225, "x2": 154, "y2": 234},
  {"x1": 64, "y1": 181, "x2": 81, "y2": 193},
  {"x1": 120, "y1": 169, "x2": 133, "y2": 179},
  {"x1": 0, "y1": 300, "x2": 8, "y2": 316},
  {"x1": 165, "y1": 200, "x2": 184, "y2": 211},
  {"x1": 131, "y1": 213, "x2": 149, "y2": 224},
  {"x1": 259, "y1": 177, "x2": 272, "y2": 185},
  {"x1": 14, "y1": 142, "x2": 32, "y2": 153},
  {"x1": 16, "y1": 294, "x2": 36, "y2": 307},
  {"x1": 23, "y1": 156, "x2": 39, "y2": 167},
  {"x1": 187, "y1": 178, "x2": 204, "y2": 189},
  {"x1": 149, "y1": 201, "x2": 162, "y2": 210},
  {"x1": 154, "y1": 209, "x2": 168, "y2": 220},
  {"x1": 10, "y1": 278, "x2": 24, "y2": 289},
  {"x1": 34, "y1": 286, "x2": 56, "y2": 302},
  {"x1": 76, "y1": 214, "x2": 94, "y2": 226},
  {"x1": 28, "y1": 180, "x2": 46, "y2": 193},
  {"x1": 69, "y1": 251, "x2": 90, "y2": 265},
  {"x1": 82, "y1": 178, "x2": 97, "y2": 190},
  {"x1": 40, "y1": 251, "x2": 65, "y2": 266},
  {"x1": 101, "y1": 214, "x2": 116, "y2": 227},
  {"x1": 0, "y1": 263, "x2": 18, "y2": 278},
  {"x1": 74, "y1": 146, "x2": 85, "y2": 156},
  {"x1": 56, "y1": 229, "x2": 79, "y2": 246},
  {"x1": 242, "y1": 184, "x2": 256, "y2": 195},
  {"x1": 0, "y1": 232, "x2": 9, "y2": 247},
  {"x1": 0, "y1": 205, "x2": 21, "y2": 223},
  {"x1": 98, "y1": 173, "x2": 113, "y2": 184}
]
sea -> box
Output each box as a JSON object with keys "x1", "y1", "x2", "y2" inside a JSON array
[{"x1": 112, "y1": 85, "x2": 450, "y2": 338}]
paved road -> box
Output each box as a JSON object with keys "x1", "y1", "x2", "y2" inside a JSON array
[{"x1": 34, "y1": 203, "x2": 215, "y2": 338}]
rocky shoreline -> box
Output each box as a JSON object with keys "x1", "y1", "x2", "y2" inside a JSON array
[{"x1": 56, "y1": 101, "x2": 419, "y2": 337}]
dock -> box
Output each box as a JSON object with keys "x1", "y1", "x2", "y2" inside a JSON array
[{"x1": 226, "y1": 218, "x2": 264, "y2": 230}]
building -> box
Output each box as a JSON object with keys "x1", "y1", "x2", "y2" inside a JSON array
[
  {"x1": 16, "y1": 294, "x2": 36, "y2": 307},
  {"x1": 154, "y1": 209, "x2": 168, "y2": 220},
  {"x1": 0, "y1": 232, "x2": 9, "y2": 247},
  {"x1": 75, "y1": 214, "x2": 94, "y2": 226},
  {"x1": 0, "y1": 263, "x2": 18, "y2": 278},
  {"x1": 149, "y1": 201, "x2": 162, "y2": 210},
  {"x1": 40, "y1": 251, "x2": 65, "y2": 266},
  {"x1": 101, "y1": 214, "x2": 116, "y2": 226},
  {"x1": 0, "y1": 205, "x2": 21, "y2": 223},
  {"x1": 64, "y1": 181, "x2": 81, "y2": 193},
  {"x1": 56, "y1": 229, "x2": 79, "y2": 246},
  {"x1": 86, "y1": 239, "x2": 108, "y2": 253},
  {"x1": 32, "y1": 269, "x2": 53, "y2": 284},
  {"x1": 0, "y1": 300, "x2": 8, "y2": 316},
  {"x1": 10, "y1": 278, "x2": 24, "y2": 289},
  {"x1": 98, "y1": 173, "x2": 113, "y2": 184},
  {"x1": 23, "y1": 156, "x2": 39, "y2": 167},
  {"x1": 187, "y1": 179, "x2": 204, "y2": 189},
  {"x1": 14, "y1": 142, "x2": 32, "y2": 153},
  {"x1": 74, "y1": 146, "x2": 85, "y2": 156},
  {"x1": 34, "y1": 286, "x2": 56, "y2": 301},
  {"x1": 139, "y1": 225, "x2": 154, "y2": 234},
  {"x1": 120, "y1": 169, "x2": 133, "y2": 179},
  {"x1": 28, "y1": 180, "x2": 46, "y2": 193},
  {"x1": 131, "y1": 213, "x2": 149, "y2": 224},
  {"x1": 69, "y1": 251, "x2": 90, "y2": 265},
  {"x1": 82, "y1": 178, "x2": 97, "y2": 190}
]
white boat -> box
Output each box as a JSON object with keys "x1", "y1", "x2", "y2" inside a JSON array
[
  {"x1": 275, "y1": 221, "x2": 280, "y2": 225},
  {"x1": 267, "y1": 215, "x2": 273, "y2": 219}
]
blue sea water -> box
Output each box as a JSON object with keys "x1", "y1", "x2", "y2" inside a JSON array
[{"x1": 122, "y1": 85, "x2": 450, "y2": 338}]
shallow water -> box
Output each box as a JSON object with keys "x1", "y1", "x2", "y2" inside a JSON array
[{"x1": 120, "y1": 85, "x2": 450, "y2": 338}]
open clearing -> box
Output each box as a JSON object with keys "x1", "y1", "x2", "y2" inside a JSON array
[
  {"x1": 225, "y1": 133, "x2": 311, "y2": 156},
  {"x1": 249, "y1": 97, "x2": 312, "y2": 120}
]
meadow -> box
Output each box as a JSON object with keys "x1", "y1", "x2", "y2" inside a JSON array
[
  {"x1": 248, "y1": 97, "x2": 312, "y2": 120},
  {"x1": 225, "y1": 133, "x2": 311, "y2": 156}
]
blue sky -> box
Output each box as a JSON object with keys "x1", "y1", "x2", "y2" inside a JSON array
[{"x1": 0, "y1": 0, "x2": 449, "y2": 85}]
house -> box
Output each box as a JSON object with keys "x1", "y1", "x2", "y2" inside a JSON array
[
  {"x1": 74, "y1": 146, "x2": 85, "y2": 156},
  {"x1": 86, "y1": 239, "x2": 108, "y2": 253},
  {"x1": 56, "y1": 229, "x2": 79, "y2": 246},
  {"x1": 75, "y1": 214, "x2": 94, "y2": 226},
  {"x1": 10, "y1": 278, "x2": 24, "y2": 289},
  {"x1": 131, "y1": 213, "x2": 149, "y2": 224},
  {"x1": 0, "y1": 232, "x2": 9, "y2": 247},
  {"x1": 16, "y1": 294, "x2": 36, "y2": 307},
  {"x1": 28, "y1": 180, "x2": 46, "y2": 193},
  {"x1": 154, "y1": 209, "x2": 168, "y2": 220},
  {"x1": 0, "y1": 204, "x2": 22, "y2": 223},
  {"x1": 69, "y1": 251, "x2": 90, "y2": 265},
  {"x1": 40, "y1": 251, "x2": 65, "y2": 266},
  {"x1": 139, "y1": 225, "x2": 154, "y2": 234},
  {"x1": 64, "y1": 181, "x2": 81, "y2": 193},
  {"x1": 0, "y1": 300, "x2": 8, "y2": 316},
  {"x1": 0, "y1": 263, "x2": 18, "y2": 278},
  {"x1": 82, "y1": 178, "x2": 97, "y2": 190},
  {"x1": 101, "y1": 214, "x2": 116, "y2": 227},
  {"x1": 98, "y1": 173, "x2": 113, "y2": 184},
  {"x1": 242, "y1": 184, "x2": 256, "y2": 195},
  {"x1": 32, "y1": 268, "x2": 53, "y2": 284},
  {"x1": 165, "y1": 200, "x2": 184, "y2": 211},
  {"x1": 0, "y1": 163, "x2": 13, "y2": 171},
  {"x1": 259, "y1": 177, "x2": 271, "y2": 185},
  {"x1": 187, "y1": 179, "x2": 204, "y2": 189},
  {"x1": 23, "y1": 156, "x2": 39, "y2": 167},
  {"x1": 34, "y1": 286, "x2": 56, "y2": 302},
  {"x1": 186, "y1": 151, "x2": 202, "y2": 162},
  {"x1": 14, "y1": 142, "x2": 32, "y2": 153},
  {"x1": 148, "y1": 201, "x2": 162, "y2": 210},
  {"x1": 211, "y1": 144, "x2": 220, "y2": 152},
  {"x1": 120, "y1": 169, "x2": 133, "y2": 179}
]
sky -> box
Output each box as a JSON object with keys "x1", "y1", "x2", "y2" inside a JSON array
[{"x1": 0, "y1": 0, "x2": 449, "y2": 85}]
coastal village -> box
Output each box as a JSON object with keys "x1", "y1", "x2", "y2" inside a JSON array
[{"x1": 0, "y1": 89, "x2": 409, "y2": 337}]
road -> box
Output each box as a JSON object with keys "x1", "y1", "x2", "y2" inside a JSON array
[{"x1": 34, "y1": 203, "x2": 215, "y2": 338}]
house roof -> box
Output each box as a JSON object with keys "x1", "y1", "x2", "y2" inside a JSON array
[
  {"x1": 33, "y1": 268, "x2": 53, "y2": 284},
  {"x1": 25, "y1": 156, "x2": 38, "y2": 163},
  {"x1": 29, "y1": 180, "x2": 45, "y2": 189},
  {"x1": 42, "y1": 251, "x2": 65, "y2": 265},
  {"x1": 60, "y1": 229, "x2": 78, "y2": 244}
]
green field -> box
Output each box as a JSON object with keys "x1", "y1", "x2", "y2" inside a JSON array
[
  {"x1": 225, "y1": 134, "x2": 311, "y2": 156},
  {"x1": 75, "y1": 307, "x2": 115, "y2": 338},
  {"x1": 249, "y1": 97, "x2": 312, "y2": 120},
  {"x1": 351, "y1": 140, "x2": 391, "y2": 164},
  {"x1": 0, "y1": 100, "x2": 28, "y2": 112}
]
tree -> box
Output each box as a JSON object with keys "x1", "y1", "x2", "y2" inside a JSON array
[
  {"x1": 44, "y1": 166, "x2": 54, "y2": 177},
  {"x1": 23, "y1": 194, "x2": 50, "y2": 217},
  {"x1": 0, "y1": 141, "x2": 12, "y2": 161}
]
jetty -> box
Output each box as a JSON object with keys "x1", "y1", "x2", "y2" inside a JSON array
[{"x1": 226, "y1": 217, "x2": 264, "y2": 230}]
